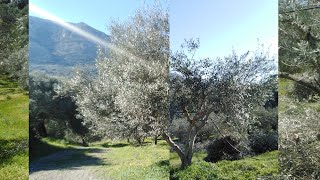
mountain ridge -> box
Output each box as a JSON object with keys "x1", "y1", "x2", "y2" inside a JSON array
[{"x1": 29, "y1": 16, "x2": 110, "y2": 76}]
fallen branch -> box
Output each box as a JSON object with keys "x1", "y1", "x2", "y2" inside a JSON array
[{"x1": 279, "y1": 72, "x2": 320, "y2": 93}]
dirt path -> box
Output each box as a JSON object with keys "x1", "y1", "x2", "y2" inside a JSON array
[{"x1": 29, "y1": 147, "x2": 109, "y2": 180}]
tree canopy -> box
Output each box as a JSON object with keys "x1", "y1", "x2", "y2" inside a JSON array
[
  {"x1": 167, "y1": 39, "x2": 277, "y2": 167},
  {"x1": 58, "y1": 4, "x2": 276, "y2": 168},
  {"x1": 279, "y1": 0, "x2": 320, "y2": 94},
  {"x1": 57, "y1": 5, "x2": 169, "y2": 143},
  {"x1": 0, "y1": 1, "x2": 28, "y2": 89}
]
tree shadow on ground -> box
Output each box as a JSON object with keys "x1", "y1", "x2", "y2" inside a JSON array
[
  {"x1": 29, "y1": 147, "x2": 109, "y2": 173},
  {"x1": 29, "y1": 138, "x2": 71, "y2": 162},
  {"x1": 0, "y1": 138, "x2": 28, "y2": 165},
  {"x1": 101, "y1": 142, "x2": 129, "y2": 148},
  {"x1": 155, "y1": 159, "x2": 170, "y2": 167}
]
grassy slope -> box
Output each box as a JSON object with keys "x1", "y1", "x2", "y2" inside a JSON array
[
  {"x1": 32, "y1": 138, "x2": 170, "y2": 179},
  {"x1": 170, "y1": 151, "x2": 278, "y2": 180},
  {"x1": 33, "y1": 136, "x2": 278, "y2": 179},
  {"x1": 98, "y1": 139, "x2": 170, "y2": 180},
  {"x1": 0, "y1": 76, "x2": 28, "y2": 179},
  {"x1": 279, "y1": 78, "x2": 320, "y2": 178}
]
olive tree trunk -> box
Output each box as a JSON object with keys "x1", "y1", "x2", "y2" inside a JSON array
[{"x1": 162, "y1": 126, "x2": 199, "y2": 168}]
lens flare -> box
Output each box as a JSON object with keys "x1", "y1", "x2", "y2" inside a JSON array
[{"x1": 29, "y1": 3, "x2": 139, "y2": 61}]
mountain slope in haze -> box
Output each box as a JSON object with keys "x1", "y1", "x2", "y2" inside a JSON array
[{"x1": 29, "y1": 16, "x2": 110, "y2": 76}]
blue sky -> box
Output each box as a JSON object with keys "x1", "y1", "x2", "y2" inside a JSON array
[
  {"x1": 30, "y1": 0, "x2": 278, "y2": 59},
  {"x1": 29, "y1": 0, "x2": 148, "y2": 34},
  {"x1": 171, "y1": 0, "x2": 278, "y2": 58}
]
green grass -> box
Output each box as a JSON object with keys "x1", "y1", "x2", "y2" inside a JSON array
[
  {"x1": 170, "y1": 150, "x2": 207, "y2": 169},
  {"x1": 0, "y1": 76, "x2": 28, "y2": 180},
  {"x1": 32, "y1": 138, "x2": 170, "y2": 179},
  {"x1": 99, "y1": 139, "x2": 170, "y2": 180},
  {"x1": 31, "y1": 136, "x2": 279, "y2": 179},
  {"x1": 171, "y1": 151, "x2": 279, "y2": 180},
  {"x1": 279, "y1": 78, "x2": 320, "y2": 178},
  {"x1": 279, "y1": 78, "x2": 320, "y2": 112}
]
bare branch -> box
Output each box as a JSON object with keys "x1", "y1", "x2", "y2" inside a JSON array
[
  {"x1": 208, "y1": 117, "x2": 242, "y2": 154},
  {"x1": 162, "y1": 132, "x2": 185, "y2": 159},
  {"x1": 279, "y1": 72, "x2": 320, "y2": 93}
]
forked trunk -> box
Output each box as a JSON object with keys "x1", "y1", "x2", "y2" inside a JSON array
[{"x1": 162, "y1": 131, "x2": 197, "y2": 169}]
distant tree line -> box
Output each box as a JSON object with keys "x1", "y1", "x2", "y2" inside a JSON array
[
  {"x1": 0, "y1": 0, "x2": 28, "y2": 90},
  {"x1": 29, "y1": 72, "x2": 93, "y2": 151}
]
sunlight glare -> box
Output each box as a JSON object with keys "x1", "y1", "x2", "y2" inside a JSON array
[{"x1": 29, "y1": 3, "x2": 139, "y2": 61}]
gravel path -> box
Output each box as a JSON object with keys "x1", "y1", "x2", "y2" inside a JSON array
[{"x1": 29, "y1": 147, "x2": 109, "y2": 180}]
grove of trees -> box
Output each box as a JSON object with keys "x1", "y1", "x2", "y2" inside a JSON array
[
  {"x1": 56, "y1": 6, "x2": 169, "y2": 144},
  {"x1": 0, "y1": 0, "x2": 28, "y2": 89},
  {"x1": 55, "y1": 4, "x2": 278, "y2": 169},
  {"x1": 29, "y1": 72, "x2": 92, "y2": 152}
]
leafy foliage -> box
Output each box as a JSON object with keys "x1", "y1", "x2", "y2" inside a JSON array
[
  {"x1": 248, "y1": 106, "x2": 278, "y2": 154},
  {"x1": 249, "y1": 131, "x2": 278, "y2": 154},
  {"x1": 279, "y1": 0, "x2": 320, "y2": 94},
  {"x1": 58, "y1": 4, "x2": 169, "y2": 144},
  {"x1": 168, "y1": 39, "x2": 277, "y2": 167},
  {"x1": 0, "y1": 1, "x2": 28, "y2": 89},
  {"x1": 279, "y1": 1, "x2": 320, "y2": 178},
  {"x1": 0, "y1": 1, "x2": 28, "y2": 178},
  {"x1": 29, "y1": 72, "x2": 91, "y2": 147},
  {"x1": 204, "y1": 136, "x2": 241, "y2": 163}
]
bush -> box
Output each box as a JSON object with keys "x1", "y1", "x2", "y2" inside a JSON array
[
  {"x1": 290, "y1": 82, "x2": 318, "y2": 102},
  {"x1": 249, "y1": 131, "x2": 278, "y2": 154},
  {"x1": 204, "y1": 136, "x2": 241, "y2": 163},
  {"x1": 251, "y1": 107, "x2": 278, "y2": 132},
  {"x1": 171, "y1": 161, "x2": 218, "y2": 180}
]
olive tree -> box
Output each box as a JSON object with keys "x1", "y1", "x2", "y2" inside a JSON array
[
  {"x1": 279, "y1": 1, "x2": 320, "y2": 178},
  {"x1": 165, "y1": 39, "x2": 276, "y2": 168},
  {"x1": 279, "y1": 0, "x2": 320, "y2": 94},
  {"x1": 56, "y1": 5, "x2": 169, "y2": 144},
  {"x1": 0, "y1": 2, "x2": 28, "y2": 89},
  {"x1": 57, "y1": 3, "x2": 275, "y2": 168}
]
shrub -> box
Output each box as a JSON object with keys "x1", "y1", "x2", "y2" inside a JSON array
[
  {"x1": 289, "y1": 82, "x2": 318, "y2": 102},
  {"x1": 204, "y1": 136, "x2": 241, "y2": 163},
  {"x1": 251, "y1": 107, "x2": 278, "y2": 132},
  {"x1": 249, "y1": 131, "x2": 278, "y2": 154}
]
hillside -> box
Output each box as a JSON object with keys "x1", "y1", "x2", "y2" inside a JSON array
[
  {"x1": 29, "y1": 16, "x2": 110, "y2": 76},
  {"x1": 0, "y1": 76, "x2": 28, "y2": 179}
]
